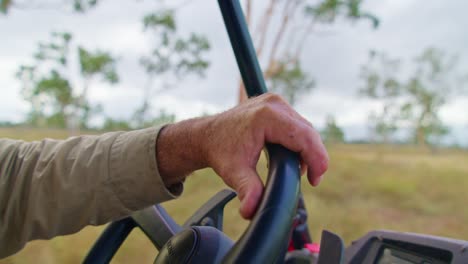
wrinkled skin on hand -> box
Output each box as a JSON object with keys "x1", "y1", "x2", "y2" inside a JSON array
[{"x1": 157, "y1": 93, "x2": 329, "y2": 220}]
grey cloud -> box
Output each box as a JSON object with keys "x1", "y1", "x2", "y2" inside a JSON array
[{"x1": 0, "y1": 0, "x2": 467, "y2": 135}]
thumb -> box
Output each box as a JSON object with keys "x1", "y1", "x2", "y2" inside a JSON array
[{"x1": 229, "y1": 167, "x2": 264, "y2": 220}]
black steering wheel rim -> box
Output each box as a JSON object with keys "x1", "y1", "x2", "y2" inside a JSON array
[{"x1": 221, "y1": 144, "x2": 301, "y2": 263}]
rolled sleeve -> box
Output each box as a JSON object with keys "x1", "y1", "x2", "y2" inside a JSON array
[
  {"x1": 0, "y1": 126, "x2": 183, "y2": 258},
  {"x1": 108, "y1": 126, "x2": 183, "y2": 211}
]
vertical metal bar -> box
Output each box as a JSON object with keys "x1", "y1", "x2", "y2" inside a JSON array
[
  {"x1": 218, "y1": 1, "x2": 304, "y2": 262},
  {"x1": 218, "y1": 0, "x2": 268, "y2": 97}
]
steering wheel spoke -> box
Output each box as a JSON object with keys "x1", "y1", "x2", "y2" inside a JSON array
[
  {"x1": 183, "y1": 189, "x2": 236, "y2": 231},
  {"x1": 131, "y1": 204, "x2": 182, "y2": 250}
]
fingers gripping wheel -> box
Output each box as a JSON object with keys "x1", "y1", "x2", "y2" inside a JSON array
[{"x1": 154, "y1": 226, "x2": 234, "y2": 264}]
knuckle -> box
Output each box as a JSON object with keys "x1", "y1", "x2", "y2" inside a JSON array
[
  {"x1": 256, "y1": 103, "x2": 276, "y2": 118},
  {"x1": 305, "y1": 119, "x2": 314, "y2": 128},
  {"x1": 252, "y1": 94, "x2": 289, "y2": 120},
  {"x1": 261, "y1": 93, "x2": 282, "y2": 104}
]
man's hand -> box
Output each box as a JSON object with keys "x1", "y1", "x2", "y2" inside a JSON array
[{"x1": 156, "y1": 93, "x2": 329, "y2": 220}]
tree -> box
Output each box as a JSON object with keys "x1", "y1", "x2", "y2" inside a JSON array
[
  {"x1": 241, "y1": 0, "x2": 379, "y2": 105},
  {"x1": 321, "y1": 114, "x2": 345, "y2": 143},
  {"x1": 16, "y1": 31, "x2": 119, "y2": 133},
  {"x1": 135, "y1": 8, "x2": 210, "y2": 128},
  {"x1": 77, "y1": 47, "x2": 118, "y2": 128},
  {"x1": 359, "y1": 51, "x2": 401, "y2": 143},
  {"x1": 6, "y1": 1, "x2": 211, "y2": 130},
  {"x1": 359, "y1": 48, "x2": 465, "y2": 147},
  {"x1": 102, "y1": 118, "x2": 132, "y2": 131}
]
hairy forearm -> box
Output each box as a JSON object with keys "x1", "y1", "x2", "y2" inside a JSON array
[{"x1": 156, "y1": 116, "x2": 213, "y2": 186}]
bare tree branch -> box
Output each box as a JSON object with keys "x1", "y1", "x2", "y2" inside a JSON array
[
  {"x1": 266, "y1": 0, "x2": 300, "y2": 77},
  {"x1": 237, "y1": 81, "x2": 248, "y2": 103},
  {"x1": 245, "y1": 0, "x2": 252, "y2": 26},
  {"x1": 253, "y1": 0, "x2": 277, "y2": 58}
]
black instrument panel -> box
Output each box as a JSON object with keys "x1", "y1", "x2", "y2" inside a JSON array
[{"x1": 343, "y1": 230, "x2": 468, "y2": 264}]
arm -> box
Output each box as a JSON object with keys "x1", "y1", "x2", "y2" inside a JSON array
[
  {"x1": 0, "y1": 93, "x2": 329, "y2": 258},
  {"x1": 0, "y1": 127, "x2": 179, "y2": 258}
]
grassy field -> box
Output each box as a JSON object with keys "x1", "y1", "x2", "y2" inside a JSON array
[{"x1": 1, "y1": 128, "x2": 467, "y2": 263}]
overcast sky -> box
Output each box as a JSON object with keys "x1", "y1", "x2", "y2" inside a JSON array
[{"x1": 1, "y1": 0, "x2": 467, "y2": 143}]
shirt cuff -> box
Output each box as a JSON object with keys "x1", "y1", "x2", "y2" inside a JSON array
[{"x1": 108, "y1": 126, "x2": 183, "y2": 212}]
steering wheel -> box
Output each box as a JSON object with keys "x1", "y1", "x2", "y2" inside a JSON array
[
  {"x1": 154, "y1": 144, "x2": 300, "y2": 263},
  {"x1": 84, "y1": 0, "x2": 302, "y2": 263}
]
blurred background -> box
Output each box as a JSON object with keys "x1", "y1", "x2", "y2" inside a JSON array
[{"x1": 1, "y1": 0, "x2": 467, "y2": 263}]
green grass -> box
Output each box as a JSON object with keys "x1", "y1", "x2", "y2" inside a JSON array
[{"x1": 1, "y1": 128, "x2": 467, "y2": 263}]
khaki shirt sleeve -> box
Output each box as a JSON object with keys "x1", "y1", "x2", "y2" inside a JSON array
[{"x1": 0, "y1": 126, "x2": 182, "y2": 258}]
